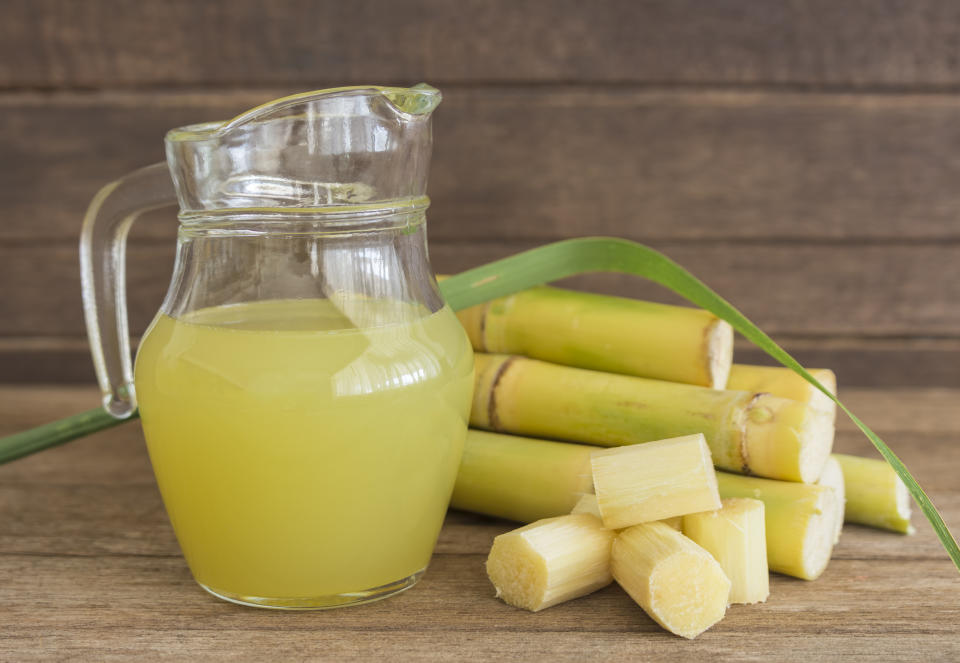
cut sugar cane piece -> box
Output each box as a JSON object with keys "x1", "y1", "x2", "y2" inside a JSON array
[
  {"x1": 485, "y1": 514, "x2": 615, "y2": 611},
  {"x1": 472, "y1": 353, "x2": 834, "y2": 483},
  {"x1": 451, "y1": 430, "x2": 593, "y2": 523},
  {"x1": 716, "y1": 472, "x2": 837, "y2": 580},
  {"x1": 612, "y1": 522, "x2": 731, "y2": 639},
  {"x1": 683, "y1": 499, "x2": 769, "y2": 604},
  {"x1": 591, "y1": 434, "x2": 721, "y2": 529},
  {"x1": 451, "y1": 430, "x2": 836, "y2": 580},
  {"x1": 726, "y1": 364, "x2": 837, "y2": 419},
  {"x1": 817, "y1": 456, "x2": 846, "y2": 544},
  {"x1": 834, "y1": 453, "x2": 914, "y2": 534},
  {"x1": 572, "y1": 494, "x2": 683, "y2": 531},
  {"x1": 456, "y1": 286, "x2": 733, "y2": 388}
]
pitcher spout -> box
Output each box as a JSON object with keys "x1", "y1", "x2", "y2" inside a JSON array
[{"x1": 164, "y1": 85, "x2": 442, "y2": 217}]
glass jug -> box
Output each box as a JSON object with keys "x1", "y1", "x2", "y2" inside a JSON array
[{"x1": 79, "y1": 85, "x2": 474, "y2": 609}]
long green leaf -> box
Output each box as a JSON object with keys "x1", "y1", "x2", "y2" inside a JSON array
[
  {"x1": 438, "y1": 236, "x2": 960, "y2": 574},
  {"x1": 0, "y1": 406, "x2": 126, "y2": 464},
  {"x1": 1, "y1": 236, "x2": 956, "y2": 573}
]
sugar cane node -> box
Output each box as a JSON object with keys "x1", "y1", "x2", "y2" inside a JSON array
[
  {"x1": 722, "y1": 365, "x2": 913, "y2": 536},
  {"x1": 726, "y1": 364, "x2": 838, "y2": 420},
  {"x1": 470, "y1": 353, "x2": 834, "y2": 483}
]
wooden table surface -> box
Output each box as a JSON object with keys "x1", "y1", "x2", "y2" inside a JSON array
[{"x1": 1, "y1": 385, "x2": 958, "y2": 661}]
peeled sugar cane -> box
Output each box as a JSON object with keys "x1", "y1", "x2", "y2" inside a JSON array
[
  {"x1": 455, "y1": 286, "x2": 734, "y2": 388},
  {"x1": 716, "y1": 472, "x2": 837, "y2": 580},
  {"x1": 683, "y1": 499, "x2": 770, "y2": 604},
  {"x1": 485, "y1": 513, "x2": 615, "y2": 611},
  {"x1": 591, "y1": 434, "x2": 721, "y2": 529},
  {"x1": 726, "y1": 364, "x2": 837, "y2": 419},
  {"x1": 451, "y1": 430, "x2": 837, "y2": 580},
  {"x1": 612, "y1": 522, "x2": 731, "y2": 639},
  {"x1": 472, "y1": 353, "x2": 834, "y2": 483},
  {"x1": 834, "y1": 454, "x2": 914, "y2": 534}
]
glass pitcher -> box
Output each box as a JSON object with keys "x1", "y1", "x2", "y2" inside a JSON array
[{"x1": 79, "y1": 85, "x2": 474, "y2": 609}]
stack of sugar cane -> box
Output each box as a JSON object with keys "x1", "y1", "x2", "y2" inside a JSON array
[{"x1": 450, "y1": 286, "x2": 914, "y2": 638}]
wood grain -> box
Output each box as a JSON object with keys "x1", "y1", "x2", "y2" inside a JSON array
[
  {"x1": 734, "y1": 338, "x2": 960, "y2": 389},
  {"x1": 4, "y1": 234, "x2": 959, "y2": 385},
  {"x1": 6, "y1": 89, "x2": 960, "y2": 243},
  {"x1": 2, "y1": 242, "x2": 956, "y2": 337},
  {"x1": 5, "y1": 1, "x2": 960, "y2": 89},
  {"x1": 0, "y1": 385, "x2": 958, "y2": 661},
  {"x1": 2, "y1": 629, "x2": 959, "y2": 663},
  {"x1": 9, "y1": 338, "x2": 960, "y2": 388}
]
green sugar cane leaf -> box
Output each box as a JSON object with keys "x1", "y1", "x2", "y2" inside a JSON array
[
  {"x1": 2, "y1": 236, "x2": 957, "y2": 575},
  {"x1": 438, "y1": 236, "x2": 960, "y2": 574},
  {"x1": 0, "y1": 406, "x2": 128, "y2": 465}
]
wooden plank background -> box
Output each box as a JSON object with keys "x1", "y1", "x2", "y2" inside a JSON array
[
  {"x1": 2, "y1": 4, "x2": 960, "y2": 659},
  {"x1": 2, "y1": 0, "x2": 959, "y2": 386}
]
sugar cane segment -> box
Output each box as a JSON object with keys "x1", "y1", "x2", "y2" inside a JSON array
[
  {"x1": 726, "y1": 364, "x2": 837, "y2": 419},
  {"x1": 833, "y1": 454, "x2": 914, "y2": 534},
  {"x1": 456, "y1": 286, "x2": 733, "y2": 388},
  {"x1": 471, "y1": 353, "x2": 834, "y2": 483},
  {"x1": 716, "y1": 472, "x2": 837, "y2": 580},
  {"x1": 591, "y1": 434, "x2": 721, "y2": 529},
  {"x1": 817, "y1": 456, "x2": 846, "y2": 544},
  {"x1": 485, "y1": 514, "x2": 615, "y2": 611},
  {"x1": 452, "y1": 431, "x2": 835, "y2": 580},
  {"x1": 612, "y1": 522, "x2": 731, "y2": 639},
  {"x1": 683, "y1": 499, "x2": 769, "y2": 604},
  {"x1": 451, "y1": 430, "x2": 593, "y2": 523}
]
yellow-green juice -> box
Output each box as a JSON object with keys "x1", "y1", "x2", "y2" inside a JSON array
[{"x1": 134, "y1": 298, "x2": 474, "y2": 607}]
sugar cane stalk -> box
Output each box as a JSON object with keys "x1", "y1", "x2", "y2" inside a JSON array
[
  {"x1": 471, "y1": 353, "x2": 834, "y2": 483},
  {"x1": 456, "y1": 286, "x2": 733, "y2": 388}
]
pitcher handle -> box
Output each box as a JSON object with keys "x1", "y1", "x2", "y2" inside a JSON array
[{"x1": 79, "y1": 162, "x2": 177, "y2": 418}]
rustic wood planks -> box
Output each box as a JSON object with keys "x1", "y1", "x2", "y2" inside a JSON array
[
  {"x1": 2, "y1": 2, "x2": 959, "y2": 386},
  {"x1": 4, "y1": 1, "x2": 960, "y2": 88},
  {"x1": 5, "y1": 90, "x2": 960, "y2": 242},
  {"x1": 2, "y1": 243, "x2": 957, "y2": 336}
]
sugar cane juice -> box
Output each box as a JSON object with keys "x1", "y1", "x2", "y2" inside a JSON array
[{"x1": 134, "y1": 297, "x2": 474, "y2": 605}]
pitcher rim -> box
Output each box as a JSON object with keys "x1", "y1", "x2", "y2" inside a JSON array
[{"x1": 165, "y1": 85, "x2": 442, "y2": 144}]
